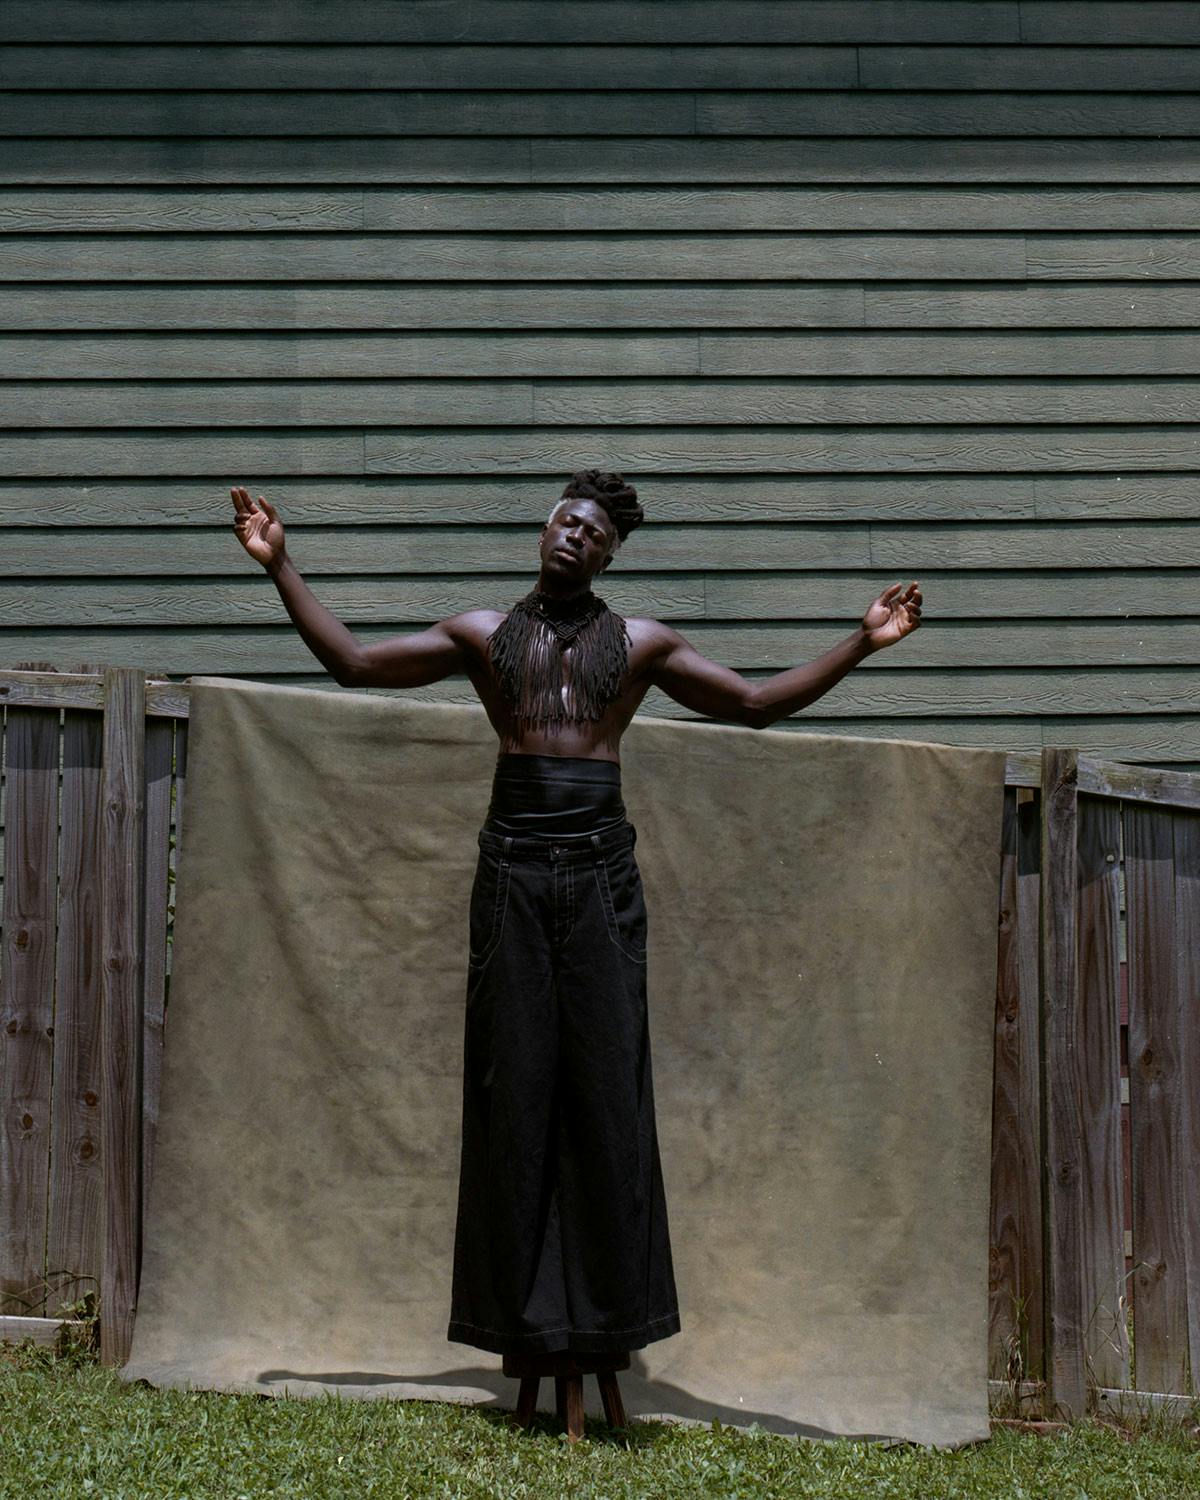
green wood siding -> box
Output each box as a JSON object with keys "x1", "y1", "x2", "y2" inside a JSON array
[{"x1": 1, "y1": 0, "x2": 1197, "y2": 763}]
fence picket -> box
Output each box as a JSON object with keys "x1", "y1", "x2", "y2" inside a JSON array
[
  {"x1": 1076, "y1": 796, "x2": 1129, "y2": 1387},
  {"x1": 989, "y1": 789, "x2": 1022, "y2": 1378},
  {"x1": 1015, "y1": 792, "x2": 1045, "y2": 1380},
  {"x1": 0, "y1": 667, "x2": 60, "y2": 1316},
  {"x1": 98, "y1": 667, "x2": 145, "y2": 1366},
  {"x1": 46, "y1": 703, "x2": 105, "y2": 1317},
  {"x1": 1124, "y1": 803, "x2": 1190, "y2": 1393},
  {"x1": 1171, "y1": 810, "x2": 1200, "y2": 1390},
  {"x1": 140, "y1": 718, "x2": 173, "y2": 1218}
]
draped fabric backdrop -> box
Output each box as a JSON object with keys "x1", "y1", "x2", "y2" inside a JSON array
[{"x1": 122, "y1": 678, "x2": 1004, "y2": 1447}]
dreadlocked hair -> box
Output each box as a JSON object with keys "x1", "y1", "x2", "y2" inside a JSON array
[{"x1": 558, "y1": 469, "x2": 644, "y2": 545}]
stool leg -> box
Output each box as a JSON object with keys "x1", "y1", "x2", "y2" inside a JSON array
[
  {"x1": 554, "y1": 1374, "x2": 568, "y2": 1425},
  {"x1": 563, "y1": 1374, "x2": 585, "y2": 1442},
  {"x1": 515, "y1": 1376, "x2": 539, "y2": 1429},
  {"x1": 596, "y1": 1370, "x2": 627, "y2": 1430}
]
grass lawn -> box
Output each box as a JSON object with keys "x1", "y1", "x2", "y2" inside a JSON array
[{"x1": 2, "y1": 1340, "x2": 1198, "y2": 1500}]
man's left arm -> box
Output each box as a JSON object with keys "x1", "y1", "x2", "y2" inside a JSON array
[{"x1": 647, "y1": 582, "x2": 922, "y2": 729}]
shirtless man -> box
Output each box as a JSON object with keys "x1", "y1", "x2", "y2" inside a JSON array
[{"x1": 229, "y1": 470, "x2": 922, "y2": 1364}]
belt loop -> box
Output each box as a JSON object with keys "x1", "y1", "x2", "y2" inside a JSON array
[
  {"x1": 502, "y1": 836, "x2": 513, "y2": 865},
  {"x1": 589, "y1": 833, "x2": 604, "y2": 863}
]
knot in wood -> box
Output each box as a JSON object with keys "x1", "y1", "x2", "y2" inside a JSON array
[
  {"x1": 15, "y1": 929, "x2": 29, "y2": 950},
  {"x1": 20, "y1": 1113, "x2": 33, "y2": 1130},
  {"x1": 80, "y1": 1139, "x2": 94, "y2": 1161},
  {"x1": 83, "y1": 1090, "x2": 98, "y2": 1107}
]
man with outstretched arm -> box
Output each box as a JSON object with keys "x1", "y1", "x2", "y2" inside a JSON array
[{"x1": 229, "y1": 470, "x2": 922, "y2": 1363}]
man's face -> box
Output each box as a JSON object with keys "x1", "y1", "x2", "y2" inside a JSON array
[{"x1": 540, "y1": 497, "x2": 617, "y2": 585}]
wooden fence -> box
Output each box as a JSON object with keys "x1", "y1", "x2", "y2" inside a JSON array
[{"x1": 1, "y1": 664, "x2": 1198, "y2": 1419}]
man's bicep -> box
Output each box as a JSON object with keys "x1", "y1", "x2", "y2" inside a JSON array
[
  {"x1": 351, "y1": 618, "x2": 467, "y2": 688},
  {"x1": 648, "y1": 629, "x2": 754, "y2": 720}
]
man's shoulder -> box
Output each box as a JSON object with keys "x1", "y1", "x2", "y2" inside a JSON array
[
  {"x1": 623, "y1": 615, "x2": 679, "y2": 657},
  {"x1": 444, "y1": 608, "x2": 507, "y2": 649}
]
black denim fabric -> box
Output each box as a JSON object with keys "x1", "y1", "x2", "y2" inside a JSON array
[{"x1": 447, "y1": 818, "x2": 681, "y2": 1355}]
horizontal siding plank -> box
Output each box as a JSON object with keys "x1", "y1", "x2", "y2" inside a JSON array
[
  {"x1": 11, "y1": 283, "x2": 1200, "y2": 332},
  {"x1": 3, "y1": 572, "x2": 1198, "y2": 629},
  {"x1": 362, "y1": 427, "x2": 1200, "y2": 475},
  {"x1": 0, "y1": 475, "x2": 1051, "y2": 525},
  {"x1": 1019, "y1": 5, "x2": 1200, "y2": 45},
  {"x1": 10, "y1": 378, "x2": 1200, "y2": 428},
  {"x1": 9, "y1": 91, "x2": 1200, "y2": 139},
  {"x1": 1028, "y1": 236, "x2": 1200, "y2": 279},
  {"x1": 867, "y1": 286, "x2": 1200, "y2": 327},
  {"x1": 0, "y1": 234, "x2": 1027, "y2": 282},
  {"x1": 10, "y1": 331, "x2": 1200, "y2": 380},
  {"x1": 0, "y1": 2, "x2": 1023, "y2": 45},
  {"x1": 8, "y1": 138, "x2": 1200, "y2": 184},
  {"x1": 9, "y1": 473, "x2": 1199, "y2": 524},
  {"x1": 6, "y1": 426, "x2": 1200, "y2": 477},
  {"x1": 695, "y1": 92, "x2": 1200, "y2": 138},
  {"x1": 3, "y1": 622, "x2": 1199, "y2": 670},
  {"x1": 859, "y1": 46, "x2": 1200, "y2": 91},
  {"x1": 0, "y1": 46, "x2": 860, "y2": 91},
  {"x1": 533, "y1": 139, "x2": 1200, "y2": 185},
  {"x1": 0, "y1": 283, "x2": 868, "y2": 332},
  {"x1": 1, "y1": 522, "x2": 1196, "y2": 574},
  {"x1": 8, "y1": 188, "x2": 1200, "y2": 234},
  {"x1": 0, "y1": 92, "x2": 701, "y2": 138}
]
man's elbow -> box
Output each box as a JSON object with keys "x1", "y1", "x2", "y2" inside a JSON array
[
  {"x1": 739, "y1": 689, "x2": 775, "y2": 731},
  {"x1": 333, "y1": 652, "x2": 365, "y2": 689}
]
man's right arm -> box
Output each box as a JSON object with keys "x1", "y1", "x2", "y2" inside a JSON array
[{"x1": 266, "y1": 551, "x2": 473, "y2": 688}]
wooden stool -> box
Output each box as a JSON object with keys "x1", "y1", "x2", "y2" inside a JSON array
[{"x1": 502, "y1": 1349, "x2": 630, "y2": 1442}]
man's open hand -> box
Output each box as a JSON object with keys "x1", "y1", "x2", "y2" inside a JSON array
[
  {"x1": 230, "y1": 485, "x2": 286, "y2": 570},
  {"x1": 861, "y1": 582, "x2": 922, "y2": 652}
]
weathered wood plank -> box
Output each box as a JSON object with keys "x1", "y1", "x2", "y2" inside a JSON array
[
  {"x1": 990, "y1": 789, "x2": 1023, "y2": 1380},
  {"x1": 1171, "y1": 810, "x2": 1200, "y2": 1388},
  {"x1": 9, "y1": 187, "x2": 1200, "y2": 235},
  {"x1": 696, "y1": 91, "x2": 1200, "y2": 138},
  {"x1": 6, "y1": 622, "x2": 1200, "y2": 672},
  {"x1": 18, "y1": 133, "x2": 1200, "y2": 183},
  {"x1": 9, "y1": 666, "x2": 1200, "y2": 723},
  {"x1": 4, "y1": 473, "x2": 1197, "y2": 526},
  {"x1": 0, "y1": 691, "x2": 59, "y2": 1315},
  {"x1": 13, "y1": 377, "x2": 1200, "y2": 429},
  {"x1": 8, "y1": 136, "x2": 1200, "y2": 184},
  {"x1": 6, "y1": 567, "x2": 1200, "y2": 628},
  {"x1": 140, "y1": 718, "x2": 173, "y2": 1217},
  {"x1": 14, "y1": 89, "x2": 1200, "y2": 139},
  {"x1": 0, "y1": 2, "x2": 1022, "y2": 44},
  {"x1": 1123, "y1": 804, "x2": 1190, "y2": 1394},
  {"x1": 0, "y1": 433, "x2": 363, "y2": 477},
  {"x1": 1019, "y1": 4, "x2": 1200, "y2": 45},
  {"x1": 0, "y1": 233, "x2": 1026, "y2": 282},
  {"x1": 533, "y1": 139, "x2": 1200, "y2": 185},
  {"x1": 1029, "y1": 238, "x2": 1200, "y2": 281},
  {"x1": 0, "y1": 284, "x2": 869, "y2": 331},
  {"x1": 1075, "y1": 797, "x2": 1129, "y2": 1389},
  {"x1": 1040, "y1": 747, "x2": 1087, "y2": 1420},
  {"x1": 45, "y1": 700, "x2": 105, "y2": 1318},
  {"x1": 11, "y1": 331, "x2": 1200, "y2": 381},
  {"x1": 4, "y1": 520, "x2": 1200, "y2": 575},
  {"x1": 1015, "y1": 791, "x2": 1045, "y2": 1379},
  {"x1": 859, "y1": 46, "x2": 1200, "y2": 91},
  {"x1": 0, "y1": 1314, "x2": 88, "y2": 1346},
  {"x1": 0, "y1": 91, "x2": 698, "y2": 137},
  {"x1": 868, "y1": 285, "x2": 1200, "y2": 328},
  {"x1": 98, "y1": 667, "x2": 145, "y2": 1367},
  {"x1": 0, "y1": 45, "x2": 860, "y2": 90},
  {"x1": 0, "y1": 333, "x2": 703, "y2": 380}
]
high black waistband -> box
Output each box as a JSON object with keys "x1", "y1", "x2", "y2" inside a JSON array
[{"x1": 483, "y1": 753, "x2": 627, "y2": 838}]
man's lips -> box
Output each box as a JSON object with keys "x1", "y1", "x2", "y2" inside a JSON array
[{"x1": 552, "y1": 546, "x2": 582, "y2": 563}]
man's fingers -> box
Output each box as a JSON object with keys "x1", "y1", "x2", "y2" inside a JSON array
[{"x1": 878, "y1": 581, "x2": 903, "y2": 603}]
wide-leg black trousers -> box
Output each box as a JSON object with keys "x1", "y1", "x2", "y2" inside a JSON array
[{"x1": 447, "y1": 820, "x2": 681, "y2": 1355}]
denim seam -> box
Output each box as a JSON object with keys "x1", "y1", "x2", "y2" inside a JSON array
[
  {"x1": 468, "y1": 857, "x2": 512, "y2": 969},
  {"x1": 592, "y1": 860, "x2": 648, "y2": 966}
]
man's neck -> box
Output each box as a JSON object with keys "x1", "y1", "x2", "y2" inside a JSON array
[{"x1": 533, "y1": 573, "x2": 595, "y2": 602}]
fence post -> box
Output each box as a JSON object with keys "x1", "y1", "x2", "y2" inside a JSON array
[
  {"x1": 1039, "y1": 747, "x2": 1087, "y2": 1418},
  {"x1": 99, "y1": 668, "x2": 145, "y2": 1366}
]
